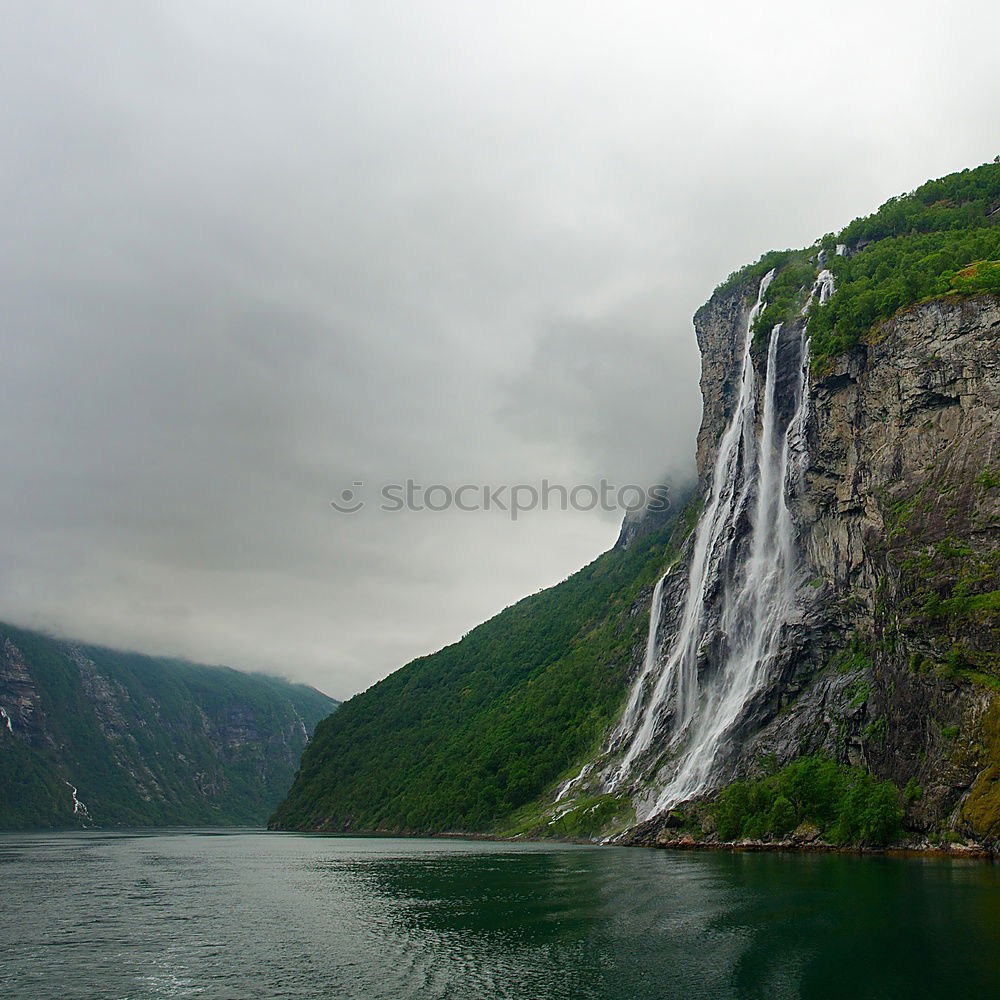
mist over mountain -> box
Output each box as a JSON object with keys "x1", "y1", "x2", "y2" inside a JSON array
[{"x1": 0, "y1": 622, "x2": 335, "y2": 830}]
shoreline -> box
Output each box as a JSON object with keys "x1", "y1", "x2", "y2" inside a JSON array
[
  {"x1": 24, "y1": 823, "x2": 996, "y2": 860},
  {"x1": 271, "y1": 824, "x2": 998, "y2": 859},
  {"x1": 619, "y1": 832, "x2": 995, "y2": 859}
]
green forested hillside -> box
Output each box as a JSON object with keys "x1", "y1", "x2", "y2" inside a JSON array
[
  {"x1": 809, "y1": 162, "x2": 1000, "y2": 361},
  {"x1": 0, "y1": 624, "x2": 335, "y2": 829},
  {"x1": 721, "y1": 160, "x2": 1000, "y2": 368},
  {"x1": 270, "y1": 500, "x2": 689, "y2": 833}
]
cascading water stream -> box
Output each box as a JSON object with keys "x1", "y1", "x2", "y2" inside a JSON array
[
  {"x1": 602, "y1": 270, "x2": 776, "y2": 791},
  {"x1": 591, "y1": 265, "x2": 829, "y2": 820},
  {"x1": 65, "y1": 781, "x2": 91, "y2": 820},
  {"x1": 648, "y1": 316, "x2": 807, "y2": 813},
  {"x1": 612, "y1": 571, "x2": 668, "y2": 746}
]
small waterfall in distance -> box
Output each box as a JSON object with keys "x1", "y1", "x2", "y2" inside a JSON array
[{"x1": 582, "y1": 265, "x2": 831, "y2": 821}]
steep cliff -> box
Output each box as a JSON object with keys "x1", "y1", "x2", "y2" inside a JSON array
[
  {"x1": 604, "y1": 165, "x2": 1000, "y2": 851},
  {"x1": 731, "y1": 293, "x2": 1000, "y2": 843},
  {"x1": 0, "y1": 623, "x2": 336, "y2": 829},
  {"x1": 612, "y1": 281, "x2": 1000, "y2": 849}
]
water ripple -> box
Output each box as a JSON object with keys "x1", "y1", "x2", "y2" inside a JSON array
[{"x1": 2, "y1": 832, "x2": 999, "y2": 999}]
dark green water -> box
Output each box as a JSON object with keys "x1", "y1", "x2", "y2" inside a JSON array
[{"x1": 2, "y1": 831, "x2": 998, "y2": 999}]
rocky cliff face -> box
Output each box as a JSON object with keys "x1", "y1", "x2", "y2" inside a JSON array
[
  {"x1": 0, "y1": 623, "x2": 336, "y2": 829},
  {"x1": 622, "y1": 282, "x2": 1000, "y2": 847},
  {"x1": 0, "y1": 637, "x2": 48, "y2": 748}
]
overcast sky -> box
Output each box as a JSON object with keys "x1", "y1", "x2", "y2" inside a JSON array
[{"x1": 2, "y1": 1, "x2": 997, "y2": 699}]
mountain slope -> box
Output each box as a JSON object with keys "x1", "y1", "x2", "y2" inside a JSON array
[
  {"x1": 0, "y1": 623, "x2": 336, "y2": 829},
  {"x1": 270, "y1": 500, "x2": 690, "y2": 835}
]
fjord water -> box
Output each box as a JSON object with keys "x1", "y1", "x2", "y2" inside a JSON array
[{"x1": 3, "y1": 832, "x2": 999, "y2": 999}]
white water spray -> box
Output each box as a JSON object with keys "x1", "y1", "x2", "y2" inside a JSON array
[
  {"x1": 817, "y1": 269, "x2": 835, "y2": 305},
  {"x1": 605, "y1": 271, "x2": 777, "y2": 784},
  {"x1": 557, "y1": 571, "x2": 670, "y2": 802},
  {"x1": 65, "y1": 781, "x2": 91, "y2": 820},
  {"x1": 600, "y1": 266, "x2": 825, "y2": 818},
  {"x1": 613, "y1": 571, "x2": 669, "y2": 745}
]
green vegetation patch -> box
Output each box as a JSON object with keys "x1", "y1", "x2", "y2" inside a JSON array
[
  {"x1": 883, "y1": 465, "x2": 1000, "y2": 678},
  {"x1": 711, "y1": 756, "x2": 904, "y2": 848},
  {"x1": 937, "y1": 589, "x2": 1000, "y2": 622},
  {"x1": 544, "y1": 793, "x2": 635, "y2": 840},
  {"x1": 752, "y1": 256, "x2": 816, "y2": 341},
  {"x1": 713, "y1": 162, "x2": 1000, "y2": 371},
  {"x1": 948, "y1": 259, "x2": 1000, "y2": 296},
  {"x1": 808, "y1": 162, "x2": 1000, "y2": 367},
  {"x1": 962, "y1": 697, "x2": 1000, "y2": 840},
  {"x1": 0, "y1": 738, "x2": 77, "y2": 830},
  {"x1": 975, "y1": 466, "x2": 1000, "y2": 489},
  {"x1": 830, "y1": 640, "x2": 874, "y2": 675}
]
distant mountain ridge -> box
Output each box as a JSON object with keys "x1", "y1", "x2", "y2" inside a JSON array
[{"x1": 0, "y1": 623, "x2": 336, "y2": 829}]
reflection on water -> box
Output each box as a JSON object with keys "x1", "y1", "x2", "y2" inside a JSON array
[{"x1": 1, "y1": 831, "x2": 998, "y2": 999}]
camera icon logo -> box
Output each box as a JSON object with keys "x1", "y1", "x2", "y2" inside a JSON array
[{"x1": 330, "y1": 481, "x2": 365, "y2": 514}]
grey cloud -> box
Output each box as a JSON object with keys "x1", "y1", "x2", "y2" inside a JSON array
[
  {"x1": 500, "y1": 304, "x2": 700, "y2": 489},
  {"x1": 2, "y1": 0, "x2": 998, "y2": 697}
]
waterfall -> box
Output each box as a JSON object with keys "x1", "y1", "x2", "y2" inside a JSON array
[
  {"x1": 601, "y1": 266, "x2": 822, "y2": 819},
  {"x1": 648, "y1": 319, "x2": 807, "y2": 813},
  {"x1": 65, "y1": 781, "x2": 91, "y2": 820},
  {"x1": 557, "y1": 567, "x2": 669, "y2": 802},
  {"x1": 613, "y1": 571, "x2": 668, "y2": 745},
  {"x1": 605, "y1": 270, "x2": 776, "y2": 786},
  {"x1": 817, "y1": 269, "x2": 835, "y2": 305}
]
